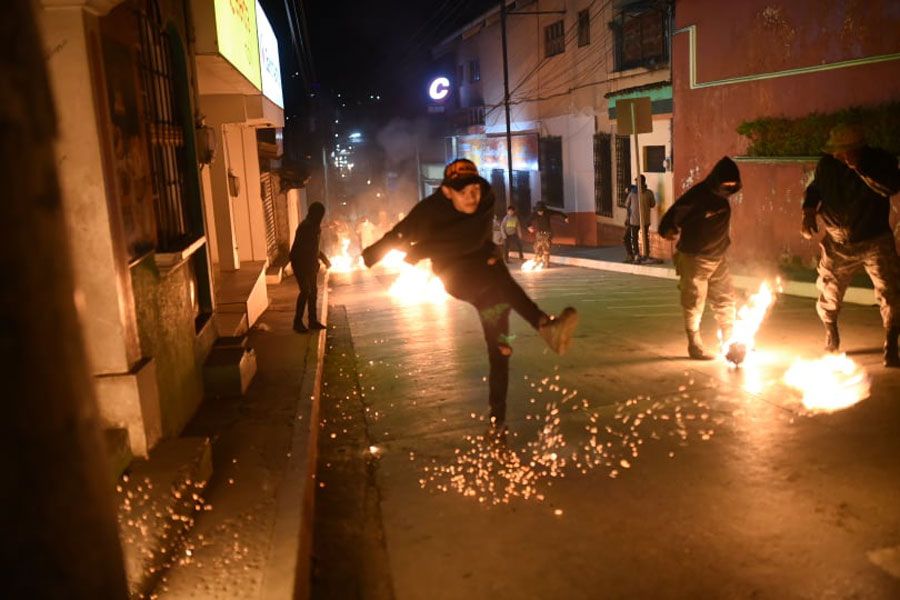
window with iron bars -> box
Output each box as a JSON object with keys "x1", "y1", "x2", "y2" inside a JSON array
[
  {"x1": 577, "y1": 9, "x2": 591, "y2": 47},
  {"x1": 136, "y1": 0, "x2": 192, "y2": 251},
  {"x1": 468, "y1": 60, "x2": 480, "y2": 82},
  {"x1": 593, "y1": 133, "x2": 612, "y2": 217},
  {"x1": 539, "y1": 136, "x2": 564, "y2": 208},
  {"x1": 611, "y1": 4, "x2": 668, "y2": 71},
  {"x1": 615, "y1": 135, "x2": 632, "y2": 208},
  {"x1": 544, "y1": 20, "x2": 565, "y2": 57}
]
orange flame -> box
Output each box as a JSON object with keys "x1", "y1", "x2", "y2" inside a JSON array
[
  {"x1": 721, "y1": 279, "x2": 781, "y2": 365},
  {"x1": 783, "y1": 354, "x2": 870, "y2": 412},
  {"x1": 329, "y1": 237, "x2": 359, "y2": 273},
  {"x1": 521, "y1": 259, "x2": 544, "y2": 272},
  {"x1": 378, "y1": 250, "x2": 448, "y2": 304}
]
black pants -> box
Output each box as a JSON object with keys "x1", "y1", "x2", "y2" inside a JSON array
[
  {"x1": 624, "y1": 225, "x2": 649, "y2": 258},
  {"x1": 452, "y1": 262, "x2": 545, "y2": 425},
  {"x1": 503, "y1": 234, "x2": 524, "y2": 261},
  {"x1": 293, "y1": 268, "x2": 318, "y2": 327}
]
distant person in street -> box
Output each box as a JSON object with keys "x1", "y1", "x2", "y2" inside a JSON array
[
  {"x1": 801, "y1": 123, "x2": 900, "y2": 366},
  {"x1": 659, "y1": 157, "x2": 741, "y2": 360},
  {"x1": 357, "y1": 216, "x2": 378, "y2": 252},
  {"x1": 528, "y1": 201, "x2": 569, "y2": 268},
  {"x1": 290, "y1": 202, "x2": 331, "y2": 333},
  {"x1": 623, "y1": 174, "x2": 657, "y2": 263},
  {"x1": 500, "y1": 205, "x2": 525, "y2": 262},
  {"x1": 361, "y1": 158, "x2": 579, "y2": 436}
]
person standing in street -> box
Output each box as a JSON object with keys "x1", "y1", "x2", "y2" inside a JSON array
[
  {"x1": 801, "y1": 123, "x2": 900, "y2": 366},
  {"x1": 361, "y1": 159, "x2": 579, "y2": 435},
  {"x1": 623, "y1": 174, "x2": 657, "y2": 263},
  {"x1": 500, "y1": 205, "x2": 525, "y2": 262},
  {"x1": 528, "y1": 201, "x2": 569, "y2": 268},
  {"x1": 659, "y1": 157, "x2": 741, "y2": 360},
  {"x1": 290, "y1": 202, "x2": 331, "y2": 333}
]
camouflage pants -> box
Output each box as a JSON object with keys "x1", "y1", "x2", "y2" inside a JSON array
[
  {"x1": 816, "y1": 233, "x2": 900, "y2": 329},
  {"x1": 533, "y1": 232, "x2": 552, "y2": 267},
  {"x1": 674, "y1": 252, "x2": 736, "y2": 333}
]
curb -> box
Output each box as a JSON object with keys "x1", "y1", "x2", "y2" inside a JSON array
[
  {"x1": 532, "y1": 252, "x2": 877, "y2": 306},
  {"x1": 262, "y1": 271, "x2": 329, "y2": 600}
]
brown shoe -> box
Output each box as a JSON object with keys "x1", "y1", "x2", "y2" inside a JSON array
[
  {"x1": 538, "y1": 307, "x2": 579, "y2": 355},
  {"x1": 686, "y1": 330, "x2": 714, "y2": 360},
  {"x1": 885, "y1": 326, "x2": 900, "y2": 368}
]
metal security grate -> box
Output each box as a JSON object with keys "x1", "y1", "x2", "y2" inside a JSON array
[
  {"x1": 137, "y1": 0, "x2": 189, "y2": 251},
  {"x1": 593, "y1": 133, "x2": 612, "y2": 217},
  {"x1": 615, "y1": 135, "x2": 632, "y2": 208},
  {"x1": 260, "y1": 172, "x2": 279, "y2": 261}
]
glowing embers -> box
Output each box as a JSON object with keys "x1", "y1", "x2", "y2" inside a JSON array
[
  {"x1": 379, "y1": 250, "x2": 448, "y2": 305},
  {"x1": 520, "y1": 259, "x2": 544, "y2": 272},
  {"x1": 721, "y1": 279, "x2": 781, "y2": 367},
  {"x1": 329, "y1": 237, "x2": 361, "y2": 273},
  {"x1": 783, "y1": 353, "x2": 870, "y2": 413}
]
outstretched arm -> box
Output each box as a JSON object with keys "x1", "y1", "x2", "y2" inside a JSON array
[{"x1": 852, "y1": 149, "x2": 900, "y2": 198}]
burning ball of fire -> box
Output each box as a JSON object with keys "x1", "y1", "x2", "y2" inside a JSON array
[
  {"x1": 783, "y1": 353, "x2": 870, "y2": 413},
  {"x1": 521, "y1": 259, "x2": 543, "y2": 272}
]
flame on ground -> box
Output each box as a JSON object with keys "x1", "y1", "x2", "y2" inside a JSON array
[
  {"x1": 521, "y1": 259, "x2": 544, "y2": 272},
  {"x1": 329, "y1": 238, "x2": 359, "y2": 273},
  {"x1": 380, "y1": 250, "x2": 448, "y2": 304},
  {"x1": 783, "y1": 353, "x2": 870, "y2": 412},
  {"x1": 721, "y1": 279, "x2": 781, "y2": 365}
]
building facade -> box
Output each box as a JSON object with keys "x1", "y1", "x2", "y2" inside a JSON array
[
  {"x1": 435, "y1": 0, "x2": 674, "y2": 248},
  {"x1": 38, "y1": 0, "x2": 288, "y2": 467},
  {"x1": 671, "y1": 0, "x2": 900, "y2": 266}
]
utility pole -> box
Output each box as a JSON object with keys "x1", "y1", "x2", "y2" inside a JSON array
[
  {"x1": 500, "y1": 0, "x2": 514, "y2": 209},
  {"x1": 0, "y1": 0, "x2": 129, "y2": 596}
]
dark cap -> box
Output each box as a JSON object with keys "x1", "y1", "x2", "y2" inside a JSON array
[{"x1": 441, "y1": 158, "x2": 487, "y2": 190}]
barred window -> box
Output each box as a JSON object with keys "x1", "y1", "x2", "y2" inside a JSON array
[
  {"x1": 539, "y1": 136, "x2": 564, "y2": 208},
  {"x1": 577, "y1": 9, "x2": 591, "y2": 47},
  {"x1": 544, "y1": 20, "x2": 565, "y2": 57},
  {"x1": 644, "y1": 145, "x2": 666, "y2": 173},
  {"x1": 615, "y1": 135, "x2": 632, "y2": 208},
  {"x1": 612, "y1": 6, "x2": 667, "y2": 71},
  {"x1": 468, "y1": 60, "x2": 480, "y2": 82},
  {"x1": 593, "y1": 133, "x2": 612, "y2": 216}
]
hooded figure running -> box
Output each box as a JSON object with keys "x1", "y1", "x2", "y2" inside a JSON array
[
  {"x1": 361, "y1": 159, "x2": 579, "y2": 435},
  {"x1": 290, "y1": 202, "x2": 331, "y2": 333},
  {"x1": 659, "y1": 157, "x2": 741, "y2": 360},
  {"x1": 528, "y1": 201, "x2": 569, "y2": 268}
]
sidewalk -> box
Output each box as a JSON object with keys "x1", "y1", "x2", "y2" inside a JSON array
[
  {"x1": 145, "y1": 275, "x2": 327, "y2": 599},
  {"x1": 545, "y1": 244, "x2": 878, "y2": 305}
]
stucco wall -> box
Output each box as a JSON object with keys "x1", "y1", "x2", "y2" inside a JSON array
[
  {"x1": 672, "y1": 0, "x2": 900, "y2": 266},
  {"x1": 131, "y1": 257, "x2": 203, "y2": 437}
]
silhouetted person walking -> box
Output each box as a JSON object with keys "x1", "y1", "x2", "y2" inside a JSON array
[{"x1": 290, "y1": 202, "x2": 331, "y2": 333}]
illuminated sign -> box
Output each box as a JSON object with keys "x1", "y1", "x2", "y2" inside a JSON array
[
  {"x1": 256, "y1": 1, "x2": 283, "y2": 107},
  {"x1": 457, "y1": 134, "x2": 540, "y2": 171},
  {"x1": 213, "y1": 0, "x2": 261, "y2": 89},
  {"x1": 428, "y1": 76, "x2": 450, "y2": 101}
]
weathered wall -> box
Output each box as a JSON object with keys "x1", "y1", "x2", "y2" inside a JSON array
[
  {"x1": 131, "y1": 257, "x2": 203, "y2": 437},
  {"x1": 672, "y1": 0, "x2": 900, "y2": 266}
]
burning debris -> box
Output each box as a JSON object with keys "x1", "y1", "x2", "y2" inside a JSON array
[
  {"x1": 721, "y1": 279, "x2": 781, "y2": 367},
  {"x1": 520, "y1": 259, "x2": 544, "y2": 272}
]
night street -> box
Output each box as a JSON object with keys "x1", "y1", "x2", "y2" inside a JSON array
[{"x1": 313, "y1": 265, "x2": 900, "y2": 599}]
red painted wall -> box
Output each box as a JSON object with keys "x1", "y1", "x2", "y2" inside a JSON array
[{"x1": 672, "y1": 0, "x2": 900, "y2": 267}]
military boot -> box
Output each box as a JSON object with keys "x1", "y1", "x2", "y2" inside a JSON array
[
  {"x1": 824, "y1": 322, "x2": 840, "y2": 353},
  {"x1": 686, "y1": 330, "x2": 714, "y2": 360},
  {"x1": 885, "y1": 326, "x2": 900, "y2": 368}
]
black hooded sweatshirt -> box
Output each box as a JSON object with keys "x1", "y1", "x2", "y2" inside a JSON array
[
  {"x1": 363, "y1": 183, "x2": 497, "y2": 298},
  {"x1": 290, "y1": 203, "x2": 328, "y2": 273},
  {"x1": 659, "y1": 157, "x2": 742, "y2": 256}
]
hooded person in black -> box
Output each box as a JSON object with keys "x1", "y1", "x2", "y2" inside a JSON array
[
  {"x1": 801, "y1": 123, "x2": 900, "y2": 366},
  {"x1": 361, "y1": 159, "x2": 579, "y2": 435},
  {"x1": 659, "y1": 157, "x2": 741, "y2": 360},
  {"x1": 290, "y1": 202, "x2": 331, "y2": 333}
]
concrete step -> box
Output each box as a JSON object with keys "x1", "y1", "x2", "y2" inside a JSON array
[
  {"x1": 104, "y1": 427, "x2": 132, "y2": 483},
  {"x1": 116, "y1": 437, "x2": 213, "y2": 598},
  {"x1": 215, "y1": 311, "x2": 248, "y2": 337},
  {"x1": 203, "y1": 337, "x2": 258, "y2": 398}
]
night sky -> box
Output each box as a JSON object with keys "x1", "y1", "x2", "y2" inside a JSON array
[{"x1": 265, "y1": 0, "x2": 498, "y2": 118}]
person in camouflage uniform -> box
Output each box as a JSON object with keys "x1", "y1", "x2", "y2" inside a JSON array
[
  {"x1": 527, "y1": 202, "x2": 568, "y2": 267},
  {"x1": 802, "y1": 123, "x2": 900, "y2": 367},
  {"x1": 659, "y1": 157, "x2": 742, "y2": 360}
]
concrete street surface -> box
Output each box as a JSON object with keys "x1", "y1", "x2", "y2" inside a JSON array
[{"x1": 313, "y1": 264, "x2": 900, "y2": 599}]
